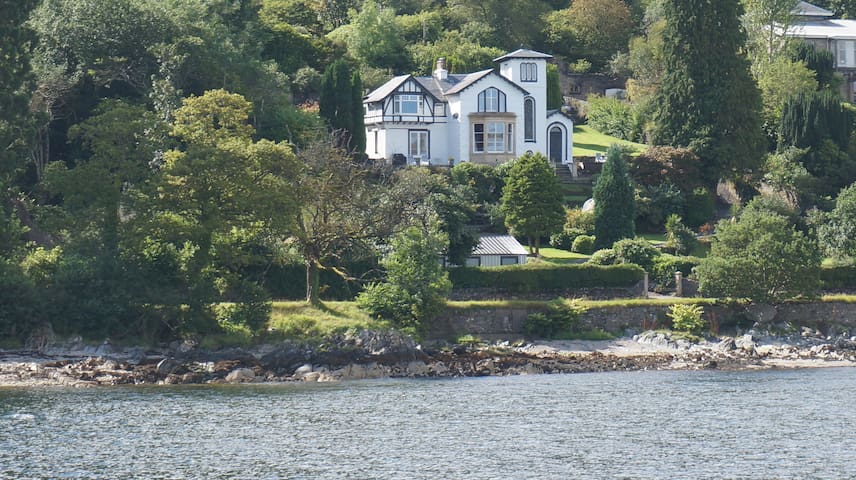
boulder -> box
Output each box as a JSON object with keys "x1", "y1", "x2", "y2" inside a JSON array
[
  {"x1": 735, "y1": 334, "x2": 756, "y2": 353},
  {"x1": 259, "y1": 341, "x2": 311, "y2": 374},
  {"x1": 225, "y1": 368, "x2": 255, "y2": 383},
  {"x1": 156, "y1": 357, "x2": 180, "y2": 375}
]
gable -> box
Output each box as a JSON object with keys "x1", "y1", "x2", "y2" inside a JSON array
[{"x1": 444, "y1": 70, "x2": 530, "y2": 97}]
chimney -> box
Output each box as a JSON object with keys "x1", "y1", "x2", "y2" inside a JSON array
[{"x1": 434, "y1": 57, "x2": 448, "y2": 81}]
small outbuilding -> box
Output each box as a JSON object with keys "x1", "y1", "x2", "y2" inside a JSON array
[{"x1": 462, "y1": 234, "x2": 529, "y2": 267}]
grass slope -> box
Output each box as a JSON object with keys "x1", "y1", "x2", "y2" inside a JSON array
[{"x1": 573, "y1": 125, "x2": 647, "y2": 157}]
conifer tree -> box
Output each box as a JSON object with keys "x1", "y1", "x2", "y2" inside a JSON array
[
  {"x1": 593, "y1": 145, "x2": 635, "y2": 250},
  {"x1": 652, "y1": 0, "x2": 764, "y2": 185},
  {"x1": 319, "y1": 60, "x2": 364, "y2": 153}
]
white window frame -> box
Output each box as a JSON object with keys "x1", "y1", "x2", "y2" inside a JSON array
[
  {"x1": 474, "y1": 122, "x2": 513, "y2": 154},
  {"x1": 840, "y1": 40, "x2": 850, "y2": 66},
  {"x1": 409, "y1": 130, "x2": 429, "y2": 161},
  {"x1": 394, "y1": 94, "x2": 423, "y2": 115},
  {"x1": 524, "y1": 97, "x2": 535, "y2": 142}
]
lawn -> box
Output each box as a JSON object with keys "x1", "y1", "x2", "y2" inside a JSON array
[
  {"x1": 538, "y1": 247, "x2": 591, "y2": 264},
  {"x1": 267, "y1": 301, "x2": 389, "y2": 339},
  {"x1": 573, "y1": 125, "x2": 647, "y2": 157}
]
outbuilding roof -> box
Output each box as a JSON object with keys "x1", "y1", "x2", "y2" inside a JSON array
[
  {"x1": 472, "y1": 235, "x2": 529, "y2": 256},
  {"x1": 793, "y1": 1, "x2": 834, "y2": 18}
]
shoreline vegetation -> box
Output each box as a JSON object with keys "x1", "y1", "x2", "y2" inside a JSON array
[{"x1": 3, "y1": 328, "x2": 856, "y2": 388}]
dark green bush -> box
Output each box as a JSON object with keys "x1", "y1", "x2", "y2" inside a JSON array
[
  {"x1": 652, "y1": 255, "x2": 703, "y2": 289},
  {"x1": 587, "y1": 248, "x2": 617, "y2": 265},
  {"x1": 550, "y1": 228, "x2": 586, "y2": 250},
  {"x1": 613, "y1": 237, "x2": 662, "y2": 271},
  {"x1": 572, "y1": 234, "x2": 596, "y2": 254},
  {"x1": 448, "y1": 263, "x2": 644, "y2": 292},
  {"x1": 523, "y1": 299, "x2": 586, "y2": 338},
  {"x1": 684, "y1": 188, "x2": 714, "y2": 228},
  {"x1": 820, "y1": 264, "x2": 856, "y2": 290}
]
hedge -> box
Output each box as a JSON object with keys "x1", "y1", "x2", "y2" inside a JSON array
[
  {"x1": 651, "y1": 255, "x2": 703, "y2": 288},
  {"x1": 820, "y1": 265, "x2": 856, "y2": 290},
  {"x1": 448, "y1": 263, "x2": 645, "y2": 292}
]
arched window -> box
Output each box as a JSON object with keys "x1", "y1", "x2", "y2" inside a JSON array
[
  {"x1": 524, "y1": 97, "x2": 535, "y2": 142},
  {"x1": 521, "y1": 62, "x2": 537, "y2": 82},
  {"x1": 477, "y1": 87, "x2": 506, "y2": 112}
]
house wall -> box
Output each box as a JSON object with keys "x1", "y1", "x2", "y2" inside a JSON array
[
  {"x1": 374, "y1": 123, "x2": 451, "y2": 165},
  {"x1": 471, "y1": 254, "x2": 528, "y2": 267},
  {"x1": 452, "y1": 75, "x2": 526, "y2": 164},
  {"x1": 499, "y1": 58, "x2": 548, "y2": 154}
]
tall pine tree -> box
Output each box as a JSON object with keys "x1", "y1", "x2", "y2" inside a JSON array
[
  {"x1": 593, "y1": 145, "x2": 635, "y2": 250},
  {"x1": 652, "y1": 0, "x2": 764, "y2": 185}
]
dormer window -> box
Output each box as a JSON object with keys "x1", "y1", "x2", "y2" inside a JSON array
[
  {"x1": 394, "y1": 94, "x2": 423, "y2": 114},
  {"x1": 521, "y1": 62, "x2": 537, "y2": 82},
  {"x1": 478, "y1": 87, "x2": 506, "y2": 112}
]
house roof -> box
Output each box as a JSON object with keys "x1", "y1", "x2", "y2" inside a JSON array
[
  {"x1": 443, "y1": 69, "x2": 496, "y2": 95},
  {"x1": 547, "y1": 109, "x2": 574, "y2": 122},
  {"x1": 364, "y1": 74, "x2": 410, "y2": 103},
  {"x1": 792, "y1": 1, "x2": 834, "y2": 18},
  {"x1": 494, "y1": 48, "x2": 553, "y2": 62},
  {"x1": 787, "y1": 19, "x2": 856, "y2": 39},
  {"x1": 472, "y1": 235, "x2": 529, "y2": 256}
]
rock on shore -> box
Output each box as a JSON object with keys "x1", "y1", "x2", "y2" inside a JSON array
[{"x1": 3, "y1": 329, "x2": 856, "y2": 387}]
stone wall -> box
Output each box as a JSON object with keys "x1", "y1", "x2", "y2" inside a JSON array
[
  {"x1": 448, "y1": 282, "x2": 647, "y2": 302},
  {"x1": 427, "y1": 301, "x2": 856, "y2": 341}
]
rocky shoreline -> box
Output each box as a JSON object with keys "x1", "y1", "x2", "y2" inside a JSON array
[{"x1": 3, "y1": 329, "x2": 856, "y2": 387}]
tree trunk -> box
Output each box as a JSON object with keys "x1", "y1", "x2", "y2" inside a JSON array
[
  {"x1": 535, "y1": 236, "x2": 541, "y2": 257},
  {"x1": 305, "y1": 258, "x2": 321, "y2": 306}
]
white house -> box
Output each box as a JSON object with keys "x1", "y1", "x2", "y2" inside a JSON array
[
  {"x1": 363, "y1": 49, "x2": 575, "y2": 174},
  {"x1": 787, "y1": 1, "x2": 856, "y2": 102}
]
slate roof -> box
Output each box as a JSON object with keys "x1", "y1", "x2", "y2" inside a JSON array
[
  {"x1": 793, "y1": 1, "x2": 834, "y2": 18},
  {"x1": 787, "y1": 19, "x2": 856, "y2": 38},
  {"x1": 444, "y1": 69, "x2": 495, "y2": 95},
  {"x1": 364, "y1": 74, "x2": 410, "y2": 103},
  {"x1": 472, "y1": 235, "x2": 529, "y2": 256},
  {"x1": 494, "y1": 48, "x2": 554, "y2": 62}
]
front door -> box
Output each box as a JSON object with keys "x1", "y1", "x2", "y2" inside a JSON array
[{"x1": 549, "y1": 126, "x2": 564, "y2": 164}]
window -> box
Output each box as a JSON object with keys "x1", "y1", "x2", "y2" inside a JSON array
[
  {"x1": 394, "y1": 94, "x2": 423, "y2": 114},
  {"x1": 840, "y1": 40, "x2": 851, "y2": 66},
  {"x1": 473, "y1": 123, "x2": 484, "y2": 152},
  {"x1": 478, "y1": 87, "x2": 506, "y2": 112},
  {"x1": 500, "y1": 256, "x2": 519, "y2": 265},
  {"x1": 524, "y1": 97, "x2": 535, "y2": 142},
  {"x1": 409, "y1": 130, "x2": 429, "y2": 161},
  {"x1": 372, "y1": 131, "x2": 378, "y2": 154},
  {"x1": 474, "y1": 122, "x2": 513, "y2": 154},
  {"x1": 465, "y1": 257, "x2": 481, "y2": 267},
  {"x1": 521, "y1": 62, "x2": 537, "y2": 82}
]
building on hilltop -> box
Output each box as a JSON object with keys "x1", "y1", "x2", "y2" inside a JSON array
[
  {"x1": 787, "y1": 1, "x2": 856, "y2": 101},
  {"x1": 363, "y1": 49, "x2": 575, "y2": 175}
]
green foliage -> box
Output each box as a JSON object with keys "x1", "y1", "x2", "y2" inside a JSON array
[
  {"x1": 572, "y1": 235, "x2": 596, "y2": 254},
  {"x1": 448, "y1": 262, "x2": 645, "y2": 291},
  {"x1": 546, "y1": 64, "x2": 563, "y2": 110},
  {"x1": 629, "y1": 146, "x2": 702, "y2": 194},
  {"x1": 664, "y1": 214, "x2": 697, "y2": 255},
  {"x1": 820, "y1": 264, "x2": 856, "y2": 290},
  {"x1": 652, "y1": 0, "x2": 764, "y2": 184},
  {"x1": 408, "y1": 30, "x2": 503, "y2": 75},
  {"x1": 319, "y1": 60, "x2": 365, "y2": 152},
  {"x1": 819, "y1": 182, "x2": 856, "y2": 260},
  {"x1": 357, "y1": 224, "x2": 451, "y2": 330},
  {"x1": 340, "y1": 0, "x2": 410, "y2": 71},
  {"x1": 762, "y1": 147, "x2": 815, "y2": 206},
  {"x1": 585, "y1": 96, "x2": 643, "y2": 142},
  {"x1": 612, "y1": 237, "x2": 662, "y2": 271},
  {"x1": 523, "y1": 299, "x2": 587, "y2": 339},
  {"x1": 788, "y1": 41, "x2": 836, "y2": 89},
  {"x1": 667, "y1": 303, "x2": 705, "y2": 335},
  {"x1": 587, "y1": 248, "x2": 618, "y2": 265},
  {"x1": 593, "y1": 145, "x2": 635, "y2": 249},
  {"x1": 779, "y1": 90, "x2": 851, "y2": 154},
  {"x1": 563, "y1": 207, "x2": 596, "y2": 234},
  {"x1": 651, "y1": 254, "x2": 703, "y2": 289},
  {"x1": 755, "y1": 57, "x2": 818, "y2": 137},
  {"x1": 634, "y1": 183, "x2": 684, "y2": 231},
  {"x1": 696, "y1": 208, "x2": 821, "y2": 302},
  {"x1": 545, "y1": 0, "x2": 634, "y2": 68},
  {"x1": 451, "y1": 162, "x2": 505, "y2": 204},
  {"x1": 550, "y1": 228, "x2": 585, "y2": 250},
  {"x1": 684, "y1": 188, "x2": 714, "y2": 228},
  {"x1": 501, "y1": 152, "x2": 565, "y2": 254}
]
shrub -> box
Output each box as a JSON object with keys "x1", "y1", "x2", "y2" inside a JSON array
[
  {"x1": 587, "y1": 248, "x2": 617, "y2": 265},
  {"x1": 667, "y1": 303, "x2": 705, "y2": 335},
  {"x1": 651, "y1": 254, "x2": 703, "y2": 289},
  {"x1": 523, "y1": 299, "x2": 586, "y2": 339},
  {"x1": 585, "y1": 95, "x2": 642, "y2": 142},
  {"x1": 820, "y1": 264, "x2": 856, "y2": 290},
  {"x1": 664, "y1": 214, "x2": 698, "y2": 255},
  {"x1": 684, "y1": 188, "x2": 714, "y2": 228},
  {"x1": 564, "y1": 208, "x2": 595, "y2": 234},
  {"x1": 448, "y1": 262, "x2": 644, "y2": 291},
  {"x1": 635, "y1": 183, "x2": 684, "y2": 231},
  {"x1": 550, "y1": 228, "x2": 585, "y2": 250},
  {"x1": 594, "y1": 145, "x2": 635, "y2": 249},
  {"x1": 571, "y1": 235, "x2": 596, "y2": 254},
  {"x1": 612, "y1": 237, "x2": 662, "y2": 271}
]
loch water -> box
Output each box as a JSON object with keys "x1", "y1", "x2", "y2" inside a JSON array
[{"x1": 2, "y1": 368, "x2": 855, "y2": 479}]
